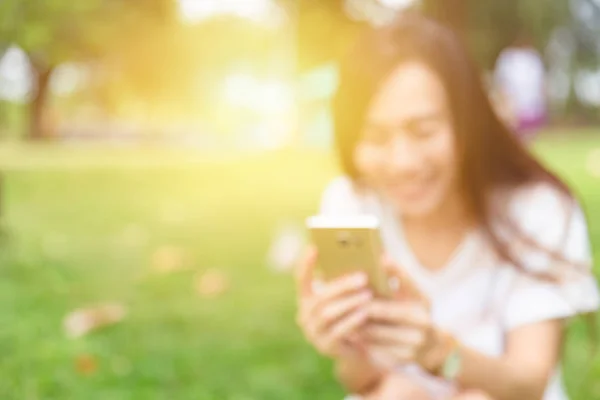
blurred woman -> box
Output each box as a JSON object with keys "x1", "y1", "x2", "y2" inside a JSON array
[{"x1": 296, "y1": 13, "x2": 598, "y2": 400}]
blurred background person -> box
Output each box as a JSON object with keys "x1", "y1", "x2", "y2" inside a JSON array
[{"x1": 493, "y1": 30, "x2": 548, "y2": 142}]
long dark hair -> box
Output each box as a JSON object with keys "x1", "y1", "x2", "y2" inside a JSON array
[{"x1": 332, "y1": 12, "x2": 576, "y2": 278}]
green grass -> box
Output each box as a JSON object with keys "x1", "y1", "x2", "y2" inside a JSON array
[{"x1": 0, "y1": 134, "x2": 600, "y2": 399}]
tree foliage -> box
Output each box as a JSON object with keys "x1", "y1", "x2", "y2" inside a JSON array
[{"x1": 0, "y1": 0, "x2": 176, "y2": 139}]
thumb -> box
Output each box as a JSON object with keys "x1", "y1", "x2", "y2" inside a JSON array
[
  {"x1": 295, "y1": 247, "x2": 317, "y2": 296},
  {"x1": 381, "y1": 254, "x2": 429, "y2": 306}
]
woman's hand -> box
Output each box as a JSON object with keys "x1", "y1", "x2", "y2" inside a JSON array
[
  {"x1": 295, "y1": 247, "x2": 373, "y2": 359},
  {"x1": 364, "y1": 257, "x2": 450, "y2": 373}
]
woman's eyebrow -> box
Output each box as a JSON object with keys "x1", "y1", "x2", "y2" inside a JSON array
[{"x1": 366, "y1": 111, "x2": 444, "y2": 130}]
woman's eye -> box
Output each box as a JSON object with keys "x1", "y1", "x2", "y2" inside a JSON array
[
  {"x1": 364, "y1": 127, "x2": 389, "y2": 144},
  {"x1": 411, "y1": 123, "x2": 438, "y2": 138}
]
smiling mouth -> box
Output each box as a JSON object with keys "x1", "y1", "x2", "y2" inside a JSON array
[{"x1": 387, "y1": 180, "x2": 431, "y2": 199}]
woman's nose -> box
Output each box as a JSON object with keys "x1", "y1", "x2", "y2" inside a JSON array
[{"x1": 388, "y1": 135, "x2": 422, "y2": 171}]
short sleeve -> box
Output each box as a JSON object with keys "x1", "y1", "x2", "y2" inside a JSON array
[
  {"x1": 503, "y1": 184, "x2": 600, "y2": 330},
  {"x1": 318, "y1": 176, "x2": 365, "y2": 216}
]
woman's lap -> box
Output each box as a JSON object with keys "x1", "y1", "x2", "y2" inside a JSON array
[
  {"x1": 343, "y1": 374, "x2": 494, "y2": 400},
  {"x1": 344, "y1": 373, "x2": 433, "y2": 400},
  {"x1": 451, "y1": 391, "x2": 494, "y2": 400},
  {"x1": 344, "y1": 391, "x2": 493, "y2": 400}
]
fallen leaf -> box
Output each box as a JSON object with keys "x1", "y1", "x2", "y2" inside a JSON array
[
  {"x1": 63, "y1": 303, "x2": 127, "y2": 339},
  {"x1": 586, "y1": 148, "x2": 600, "y2": 178},
  {"x1": 75, "y1": 354, "x2": 98, "y2": 376},
  {"x1": 266, "y1": 224, "x2": 306, "y2": 272},
  {"x1": 151, "y1": 245, "x2": 188, "y2": 274},
  {"x1": 194, "y1": 269, "x2": 229, "y2": 298}
]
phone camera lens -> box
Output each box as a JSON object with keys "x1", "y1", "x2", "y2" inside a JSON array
[{"x1": 337, "y1": 231, "x2": 351, "y2": 247}]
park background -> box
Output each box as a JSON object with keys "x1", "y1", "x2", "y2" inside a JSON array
[{"x1": 1, "y1": 0, "x2": 600, "y2": 399}]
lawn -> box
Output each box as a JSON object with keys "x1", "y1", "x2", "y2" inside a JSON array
[{"x1": 1, "y1": 133, "x2": 600, "y2": 399}]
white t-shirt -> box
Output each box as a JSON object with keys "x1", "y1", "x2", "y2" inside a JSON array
[
  {"x1": 494, "y1": 47, "x2": 546, "y2": 119},
  {"x1": 319, "y1": 176, "x2": 599, "y2": 400}
]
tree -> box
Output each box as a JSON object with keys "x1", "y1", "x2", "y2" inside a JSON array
[
  {"x1": 294, "y1": 0, "x2": 469, "y2": 73},
  {"x1": 296, "y1": 0, "x2": 367, "y2": 73},
  {"x1": 91, "y1": 13, "x2": 283, "y2": 130},
  {"x1": 562, "y1": 0, "x2": 600, "y2": 121},
  {"x1": 0, "y1": 0, "x2": 176, "y2": 140}
]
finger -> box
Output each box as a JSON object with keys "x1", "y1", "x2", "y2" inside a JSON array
[
  {"x1": 450, "y1": 390, "x2": 493, "y2": 400},
  {"x1": 369, "y1": 344, "x2": 416, "y2": 367},
  {"x1": 381, "y1": 254, "x2": 429, "y2": 305},
  {"x1": 311, "y1": 279, "x2": 325, "y2": 293},
  {"x1": 299, "y1": 275, "x2": 366, "y2": 331},
  {"x1": 297, "y1": 296, "x2": 318, "y2": 329},
  {"x1": 364, "y1": 324, "x2": 425, "y2": 347},
  {"x1": 367, "y1": 346, "x2": 395, "y2": 370},
  {"x1": 346, "y1": 332, "x2": 362, "y2": 346},
  {"x1": 299, "y1": 264, "x2": 368, "y2": 335},
  {"x1": 315, "y1": 272, "x2": 369, "y2": 305},
  {"x1": 315, "y1": 290, "x2": 372, "y2": 332},
  {"x1": 295, "y1": 247, "x2": 317, "y2": 296},
  {"x1": 368, "y1": 300, "x2": 430, "y2": 328},
  {"x1": 323, "y1": 307, "x2": 369, "y2": 352},
  {"x1": 301, "y1": 290, "x2": 366, "y2": 340}
]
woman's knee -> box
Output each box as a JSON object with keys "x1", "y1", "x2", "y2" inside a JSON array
[{"x1": 452, "y1": 390, "x2": 494, "y2": 400}]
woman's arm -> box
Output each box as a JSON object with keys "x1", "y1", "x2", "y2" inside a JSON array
[
  {"x1": 334, "y1": 350, "x2": 383, "y2": 395},
  {"x1": 365, "y1": 297, "x2": 564, "y2": 400},
  {"x1": 452, "y1": 319, "x2": 564, "y2": 400},
  {"x1": 365, "y1": 255, "x2": 569, "y2": 400}
]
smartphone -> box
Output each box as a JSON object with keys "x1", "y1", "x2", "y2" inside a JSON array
[{"x1": 306, "y1": 215, "x2": 392, "y2": 298}]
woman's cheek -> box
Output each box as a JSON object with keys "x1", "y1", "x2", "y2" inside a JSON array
[{"x1": 354, "y1": 144, "x2": 385, "y2": 179}]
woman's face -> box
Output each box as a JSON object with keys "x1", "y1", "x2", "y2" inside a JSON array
[{"x1": 354, "y1": 61, "x2": 460, "y2": 218}]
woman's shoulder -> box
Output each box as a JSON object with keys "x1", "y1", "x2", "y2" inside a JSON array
[
  {"x1": 318, "y1": 176, "x2": 371, "y2": 216},
  {"x1": 501, "y1": 181, "x2": 591, "y2": 268},
  {"x1": 508, "y1": 181, "x2": 574, "y2": 218},
  {"x1": 497, "y1": 182, "x2": 598, "y2": 328},
  {"x1": 506, "y1": 182, "x2": 582, "y2": 230}
]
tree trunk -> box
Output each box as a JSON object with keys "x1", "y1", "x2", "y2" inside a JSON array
[
  {"x1": 564, "y1": 72, "x2": 599, "y2": 125},
  {"x1": 28, "y1": 66, "x2": 54, "y2": 141},
  {"x1": 0, "y1": 47, "x2": 8, "y2": 137}
]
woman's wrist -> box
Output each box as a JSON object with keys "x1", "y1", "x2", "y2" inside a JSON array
[
  {"x1": 335, "y1": 346, "x2": 384, "y2": 395},
  {"x1": 420, "y1": 329, "x2": 458, "y2": 377}
]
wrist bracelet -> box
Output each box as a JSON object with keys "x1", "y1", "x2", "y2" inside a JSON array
[
  {"x1": 422, "y1": 331, "x2": 461, "y2": 379},
  {"x1": 439, "y1": 337, "x2": 462, "y2": 382}
]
